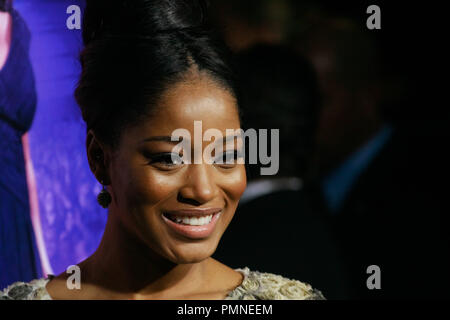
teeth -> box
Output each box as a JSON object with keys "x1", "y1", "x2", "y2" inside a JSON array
[{"x1": 169, "y1": 214, "x2": 213, "y2": 226}]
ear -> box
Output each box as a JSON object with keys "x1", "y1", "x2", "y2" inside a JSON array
[{"x1": 86, "y1": 129, "x2": 110, "y2": 185}]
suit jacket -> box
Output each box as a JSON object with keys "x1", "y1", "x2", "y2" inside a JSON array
[
  {"x1": 328, "y1": 128, "x2": 450, "y2": 299},
  {"x1": 214, "y1": 186, "x2": 351, "y2": 299}
]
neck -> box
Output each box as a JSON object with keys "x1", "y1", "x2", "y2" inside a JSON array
[{"x1": 79, "y1": 208, "x2": 210, "y2": 298}]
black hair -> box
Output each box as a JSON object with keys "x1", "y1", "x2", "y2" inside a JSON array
[{"x1": 75, "y1": 0, "x2": 239, "y2": 148}]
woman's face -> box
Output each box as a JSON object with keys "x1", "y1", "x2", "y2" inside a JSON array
[{"x1": 107, "y1": 75, "x2": 246, "y2": 264}]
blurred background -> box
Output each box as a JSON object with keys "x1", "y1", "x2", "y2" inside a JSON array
[{"x1": 1, "y1": 0, "x2": 448, "y2": 299}]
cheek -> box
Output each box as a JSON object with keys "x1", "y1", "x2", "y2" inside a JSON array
[
  {"x1": 112, "y1": 157, "x2": 176, "y2": 209},
  {"x1": 221, "y1": 165, "x2": 247, "y2": 202},
  {"x1": 133, "y1": 173, "x2": 173, "y2": 202},
  {"x1": 125, "y1": 171, "x2": 181, "y2": 210}
]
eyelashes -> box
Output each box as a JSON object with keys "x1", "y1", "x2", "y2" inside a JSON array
[
  {"x1": 147, "y1": 153, "x2": 183, "y2": 168},
  {"x1": 146, "y1": 150, "x2": 244, "y2": 169},
  {"x1": 213, "y1": 149, "x2": 244, "y2": 165}
]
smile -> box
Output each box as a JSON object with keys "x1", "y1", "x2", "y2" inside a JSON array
[
  {"x1": 161, "y1": 208, "x2": 222, "y2": 239},
  {"x1": 165, "y1": 214, "x2": 214, "y2": 226}
]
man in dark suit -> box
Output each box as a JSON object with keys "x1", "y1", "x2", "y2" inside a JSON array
[
  {"x1": 300, "y1": 14, "x2": 450, "y2": 299},
  {"x1": 325, "y1": 128, "x2": 449, "y2": 299}
]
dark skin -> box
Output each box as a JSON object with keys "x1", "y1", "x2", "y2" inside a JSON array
[{"x1": 46, "y1": 71, "x2": 247, "y2": 299}]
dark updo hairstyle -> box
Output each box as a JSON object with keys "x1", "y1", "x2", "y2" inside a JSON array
[{"x1": 75, "y1": 0, "x2": 239, "y2": 148}]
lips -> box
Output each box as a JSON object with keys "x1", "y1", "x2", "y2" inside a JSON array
[
  {"x1": 161, "y1": 208, "x2": 222, "y2": 239},
  {"x1": 164, "y1": 208, "x2": 222, "y2": 217}
]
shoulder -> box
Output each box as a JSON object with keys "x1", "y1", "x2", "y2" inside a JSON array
[
  {"x1": 1, "y1": 278, "x2": 52, "y2": 300},
  {"x1": 11, "y1": 9, "x2": 31, "y2": 43},
  {"x1": 225, "y1": 267, "x2": 325, "y2": 300}
]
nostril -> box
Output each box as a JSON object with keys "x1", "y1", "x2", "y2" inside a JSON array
[{"x1": 176, "y1": 193, "x2": 202, "y2": 206}]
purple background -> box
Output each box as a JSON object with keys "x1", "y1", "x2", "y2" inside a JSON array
[{"x1": 15, "y1": 0, "x2": 107, "y2": 275}]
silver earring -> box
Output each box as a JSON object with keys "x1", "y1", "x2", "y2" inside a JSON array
[{"x1": 97, "y1": 180, "x2": 112, "y2": 208}]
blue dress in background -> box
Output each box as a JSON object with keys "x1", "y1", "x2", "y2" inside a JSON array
[{"x1": 0, "y1": 8, "x2": 42, "y2": 289}]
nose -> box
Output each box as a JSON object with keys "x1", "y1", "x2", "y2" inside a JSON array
[{"x1": 178, "y1": 164, "x2": 218, "y2": 205}]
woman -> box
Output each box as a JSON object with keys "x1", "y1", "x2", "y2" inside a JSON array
[
  {"x1": 1, "y1": 0, "x2": 324, "y2": 300},
  {"x1": 0, "y1": 0, "x2": 43, "y2": 289}
]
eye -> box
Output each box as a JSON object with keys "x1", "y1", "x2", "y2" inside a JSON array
[
  {"x1": 147, "y1": 153, "x2": 184, "y2": 170},
  {"x1": 214, "y1": 150, "x2": 244, "y2": 168}
]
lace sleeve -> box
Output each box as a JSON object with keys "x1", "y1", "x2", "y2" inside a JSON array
[
  {"x1": 0, "y1": 279, "x2": 51, "y2": 300},
  {"x1": 226, "y1": 267, "x2": 326, "y2": 300},
  {"x1": 1, "y1": 282, "x2": 34, "y2": 300}
]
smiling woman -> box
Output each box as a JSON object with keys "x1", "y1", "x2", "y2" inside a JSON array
[{"x1": 1, "y1": 0, "x2": 324, "y2": 300}]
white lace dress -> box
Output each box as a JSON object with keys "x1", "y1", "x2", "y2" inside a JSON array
[{"x1": 0, "y1": 267, "x2": 325, "y2": 300}]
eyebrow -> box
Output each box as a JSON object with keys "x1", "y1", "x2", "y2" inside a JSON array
[
  {"x1": 140, "y1": 134, "x2": 242, "y2": 144},
  {"x1": 140, "y1": 136, "x2": 182, "y2": 144}
]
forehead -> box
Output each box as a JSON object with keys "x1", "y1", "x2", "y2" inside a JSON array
[{"x1": 129, "y1": 76, "x2": 240, "y2": 141}]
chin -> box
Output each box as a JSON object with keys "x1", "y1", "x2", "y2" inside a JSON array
[
  {"x1": 167, "y1": 239, "x2": 220, "y2": 264},
  {"x1": 174, "y1": 255, "x2": 209, "y2": 264}
]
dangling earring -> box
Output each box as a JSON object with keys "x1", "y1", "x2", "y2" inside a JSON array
[{"x1": 97, "y1": 180, "x2": 112, "y2": 208}]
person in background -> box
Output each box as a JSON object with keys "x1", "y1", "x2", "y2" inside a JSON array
[
  {"x1": 298, "y1": 15, "x2": 450, "y2": 299},
  {"x1": 213, "y1": 44, "x2": 350, "y2": 299},
  {"x1": 0, "y1": 0, "x2": 43, "y2": 288},
  {"x1": 209, "y1": 0, "x2": 290, "y2": 52}
]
